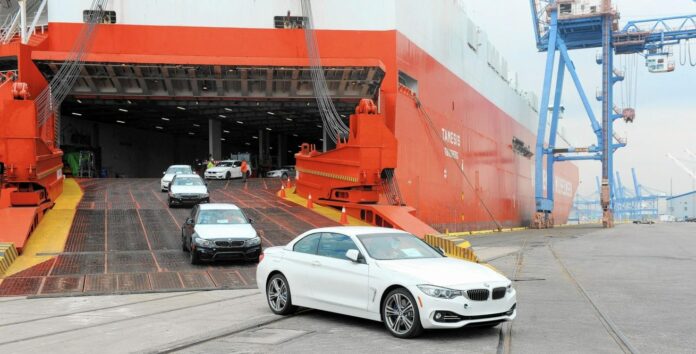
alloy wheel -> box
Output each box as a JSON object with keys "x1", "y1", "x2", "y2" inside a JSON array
[
  {"x1": 384, "y1": 293, "x2": 416, "y2": 335},
  {"x1": 268, "y1": 277, "x2": 288, "y2": 312}
]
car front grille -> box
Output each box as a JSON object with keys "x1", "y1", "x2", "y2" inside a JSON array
[
  {"x1": 492, "y1": 287, "x2": 506, "y2": 300},
  {"x1": 215, "y1": 240, "x2": 245, "y2": 248},
  {"x1": 467, "y1": 289, "x2": 490, "y2": 301}
]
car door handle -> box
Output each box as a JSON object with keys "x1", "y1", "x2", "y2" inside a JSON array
[{"x1": 311, "y1": 261, "x2": 321, "y2": 267}]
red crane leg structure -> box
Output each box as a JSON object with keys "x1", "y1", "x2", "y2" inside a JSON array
[
  {"x1": 0, "y1": 37, "x2": 64, "y2": 252},
  {"x1": 295, "y1": 99, "x2": 438, "y2": 237}
]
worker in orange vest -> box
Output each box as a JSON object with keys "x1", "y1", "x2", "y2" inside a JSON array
[{"x1": 241, "y1": 160, "x2": 249, "y2": 182}]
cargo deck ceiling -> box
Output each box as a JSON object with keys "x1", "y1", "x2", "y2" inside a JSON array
[{"x1": 36, "y1": 61, "x2": 385, "y2": 142}]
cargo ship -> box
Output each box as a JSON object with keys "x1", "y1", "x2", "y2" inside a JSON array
[{"x1": 0, "y1": 0, "x2": 578, "y2": 241}]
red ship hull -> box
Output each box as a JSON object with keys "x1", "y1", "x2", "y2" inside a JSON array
[{"x1": 11, "y1": 22, "x2": 578, "y2": 231}]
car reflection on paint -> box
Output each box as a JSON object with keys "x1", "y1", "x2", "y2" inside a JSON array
[{"x1": 256, "y1": 226, "x2": 517, "y2": 338}]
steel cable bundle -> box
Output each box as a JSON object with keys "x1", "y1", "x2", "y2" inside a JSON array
[
  {"x1": 36, "y1": 0, "x2": 108, "y2": 127},
  {"x1": 300, "y1": 0, "x2": 349, "y2": 144}
]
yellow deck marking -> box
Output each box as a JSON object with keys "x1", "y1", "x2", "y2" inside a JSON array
[
  {"x1": 281, "y1": 187, "x2": 370, "y2": 227},
  {"x1": 4, "y1": 179, "x2": 83, "y2": 277}
]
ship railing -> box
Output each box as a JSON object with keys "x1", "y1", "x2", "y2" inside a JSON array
[{"x1": 1, "y1": 0, "x2": 48, "y2": 45}]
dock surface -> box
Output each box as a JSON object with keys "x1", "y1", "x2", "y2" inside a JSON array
[{"x1": 1, "y1": 222, "x2": 694, "y2": 353}]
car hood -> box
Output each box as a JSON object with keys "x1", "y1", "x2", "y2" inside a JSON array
[
  {"x1": 170, "y1": 185, "x2": 208, "y2": 194},
  {"x1": 375, "y1": 257, "x2": 509, "y2": 287},
  {"x1": 206, "y1": 166, "x2": 231, "y2": 173},
  {"x1": 194, "y1": 224, "x2": 257, "y2": 239}
]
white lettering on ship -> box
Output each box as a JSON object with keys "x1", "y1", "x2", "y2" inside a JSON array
[{"x1": 442, "y1": 128, "x2": 461, "y2": 147}]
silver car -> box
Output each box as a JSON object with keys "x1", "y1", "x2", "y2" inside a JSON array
[
  {"x1": 167, "y1": 174, "x2": 209, "y2": 207},
  {"x1": 161, "y1": 165, "x2": 193, "y2": 191}
]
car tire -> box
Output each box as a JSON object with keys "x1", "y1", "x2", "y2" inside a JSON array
[
  {"x1": 226, "y1": 172, "x2": 231, "y2": 180},
  {"x1": 181, "y1": 231, "x2": 188, "y2": 252},
  {"x1": 281, "y1": 173, "x2": 288, "y2": 180},
  {"x1": 266, "y1": 273, "x2": 296, "y2": 315},
  {"x1": 382, "y1": 288, "x2": 423, "y2": 338},
  {"x1": 190, "y1": 248, "x2": 201, "y2": 265},
  {"x1": 167, "y1": 198, "x2": 173, "y2": 208}
]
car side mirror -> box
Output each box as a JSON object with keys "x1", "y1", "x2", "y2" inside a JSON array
[
  {"x1": 163, "y1": 171, "x2": 166, "y2": 175},
  {"x1": 346, "y1": 249, "x2": 363, "y2": 263},
  {"x1": 185, "y1": 217, "x2": 194, "y2": 225},
  {"x1": 436, "y1": 247, "x2": 446, "y2": 256},
  {"x1": 248, "y1": 218, "x2": 254, "y2": 224}
]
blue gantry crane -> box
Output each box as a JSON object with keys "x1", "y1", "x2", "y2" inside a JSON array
[
  {"x1": 570, "y1": 168, "x2": 662, "y2": 223},
  {"x1": 529, "y1": 0, "x2": 696, "y2": 228}
]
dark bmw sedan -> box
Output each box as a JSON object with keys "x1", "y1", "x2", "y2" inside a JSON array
[{"x1": 181, "y1": 203, "x2": 262, "y2": 264}]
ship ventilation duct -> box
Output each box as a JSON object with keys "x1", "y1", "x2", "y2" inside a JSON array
[{"x1": 300, "y1": 0, "x2": 350, "y2": 144}]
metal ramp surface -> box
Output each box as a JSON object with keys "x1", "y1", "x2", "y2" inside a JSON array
[{"x1": 0, "y1": 178, "x2": 338, "y2": 296}]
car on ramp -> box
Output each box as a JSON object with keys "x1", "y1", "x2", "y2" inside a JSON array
[
  {"x1": 161, "y1": 165, "x2": 193, "y2": 191},
  {"x1": 181, "y1": 203, "x2": 261, "y2": 264},
  {"x1": 167, "y1": 174, "x2": 209, "y2": 207}
]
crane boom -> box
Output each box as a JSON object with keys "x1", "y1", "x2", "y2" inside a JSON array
[{"x1": 667, "y1": 153, "x2": 696, "y2": 180}]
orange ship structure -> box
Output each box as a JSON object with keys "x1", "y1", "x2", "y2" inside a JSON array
[{"x1": 0, "y1": 0, "x2": 579, "y2": 250}]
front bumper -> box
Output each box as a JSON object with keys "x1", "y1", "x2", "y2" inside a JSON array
[
  {"x1": 410, "y1": 286, "x2": 517, "y2": 329},
  {"x1": 204, "y1": 172, "x2": 227, "y2": 179},
  {"x1": 193, "y1": 244, "x2": 261, "y2": 262},
  {"x1": 169, "y1": 195, "x2": 209, "y2": 205}
]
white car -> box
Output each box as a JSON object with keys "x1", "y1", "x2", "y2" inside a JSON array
[
  {"x1": 266, "y1": 165, "x2": 295, "y2": 179},
  {"x1": 204, "y1": 160, "x2": 251, "y2": 180},
  {"x1": 256, "y1": 226, "x2": 516, "y2": 338},
  {"x1": 161, "y1": 165, "x2": 193, "y2": 191},
  {"x1": 167, "y1": 174, "x2": 209, "y2": 207},
  {"x1": 181, "y1": 203, "x2": 261, "y2": 264}
]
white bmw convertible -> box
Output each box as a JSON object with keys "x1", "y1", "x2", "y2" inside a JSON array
[{"x1": 256, "y1": 226, "x2": 516, "y2": 338}]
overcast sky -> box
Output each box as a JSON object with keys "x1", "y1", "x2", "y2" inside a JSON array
[{"x1": 463, "y1": 0, "x2": 696, "y2": 197}]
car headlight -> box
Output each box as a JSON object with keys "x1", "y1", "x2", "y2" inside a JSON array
[
  {"x1": 199, "y1": 193, "x2": 209, "y2": 198},
  {"x1": 417, "y1": 285, "x2": 464, "y2": 299},
  {"x1": 194, "y1": 237, "x2": 214, "y2": 247},
  {"x1": 245, "y1": 236, "x2": 261, "y2": 247}
]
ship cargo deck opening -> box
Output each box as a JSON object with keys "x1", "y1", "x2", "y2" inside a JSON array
[{"x1": 45, "y1": 61, "x2": 385, "y2": 178}]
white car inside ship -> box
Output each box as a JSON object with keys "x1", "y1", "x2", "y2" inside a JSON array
[
  {"x1": 204, "y1": 160, "x2": 251, "y2": 180},
  {"x1": 256, "y1": 227, "x2": 516, "y2": 338}
]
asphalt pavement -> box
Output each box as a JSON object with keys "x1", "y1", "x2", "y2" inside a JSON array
[{"x1": 0, "y1": 223, "x2": 694, "y2": 353}]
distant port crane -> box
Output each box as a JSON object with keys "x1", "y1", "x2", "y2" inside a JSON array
[{"x1": 529, "y1": 0, "x2": 696, "y2": 228}]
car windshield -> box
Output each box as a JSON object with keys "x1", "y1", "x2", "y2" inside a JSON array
[
  {"x1": 167, "y1": 166, "x2": 192, "y2": 174},
  {"x1": 357, "y1": 233, "x2": 443, "y2": 260},
  {"x1": 196, "y1": 209, "x2": 248, "y2": 225},
  {"x1": 216, "y1": 161, "x2": 234, "y2": 167},
  {"x1": 172, "y1": 177, "x2": 204, "y2": 186}
]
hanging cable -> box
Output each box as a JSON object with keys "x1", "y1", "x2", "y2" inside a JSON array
[
  {"x1": 36, "y1": 0, "x2": 109, "y2": 127},
  {"x1": 413, "y1": 96, "x2": 503, "y2": 231},
  {"x1": 689, "y1": 40, "x2": 696, "y2": 66},
  {"x1": 300, "y1": 0, "x2": 349, "y2": 144},
  {"x1": 680, "y1": 40, "x2": 687, "y2": 66},
  {"x1": 633, "y1": 53, "x2": 639, "y2": 109}
]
